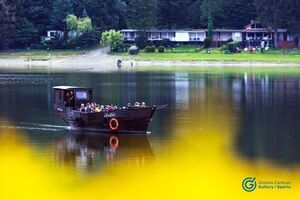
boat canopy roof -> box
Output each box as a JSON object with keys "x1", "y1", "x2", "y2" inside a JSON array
[{"x1": 53, "y1": 86, "x2": 92, "y2": 90}]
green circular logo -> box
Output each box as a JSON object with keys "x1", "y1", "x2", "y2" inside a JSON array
[{"x1": 242, "y1": 177, "x2": 257, "y2": 192}]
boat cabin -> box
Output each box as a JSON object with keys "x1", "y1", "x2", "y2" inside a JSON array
[{"x1": 53, "y1": 86, "x2": 92, "y2": 112}]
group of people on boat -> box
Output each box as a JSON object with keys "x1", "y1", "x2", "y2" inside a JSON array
[
  {"x1": 79, "y1": 102, "x2": 146, "y2": 113},
  {"x1": 79, "y1": 103, "x2": 111, "y2": 113}
]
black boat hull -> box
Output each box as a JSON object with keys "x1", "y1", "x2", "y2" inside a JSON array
[{"x1": 57, "y1": 107, "x2": 156, "y2": 134}]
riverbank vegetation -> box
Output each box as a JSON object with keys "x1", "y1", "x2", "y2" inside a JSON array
[
  {"x1": 1, "y1": 0, "x2": 300, "y2": 51},
  {"x1": 116, "y1": 47, "x2": 300, "y2": 63}
]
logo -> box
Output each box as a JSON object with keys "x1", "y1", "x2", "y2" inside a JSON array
[
  {"x1": 104, "y1": 113, "x2": 116, "y2": 118},
  {"x1": 242, "y1": 177, "x2": 257, "y2": 192}
]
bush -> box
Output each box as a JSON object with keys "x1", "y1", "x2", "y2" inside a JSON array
[
  {"x1": 112, "y1": 43, "x2": 128, "y2": 52},
  {"x1": 161, "y1": 38, "x2": 173, "y2": 48},
  {"x1": 30, "y1": 43, "x2": 45, "y2": 50},
  {"x1": 226, "y1": 38, "x2": 233, "y2": 44},
  {"x1": 158, "y1": 46, "x2": 165, "y2": 53},
  {"x1": 225, "y1": 41, "x2": 240, "y2": 53},
  {"x1": 204, "y1": 38, "x2": 212, "y2": 48},
  {"x1": 145, "y1": 46, "x2": 156, "y2": 53},
  {"x1": 41, "y1": 37, "x2": 66, "y2": 50},
  {"x1": 77, "y1": 28, "x2": 100, "y2": 48},
  {"x1": 135, "y1": 32, "x2": 149, "y2": 49},
  {"x1": 101, "y1": 29, "x2": 124, "y2": 52}
]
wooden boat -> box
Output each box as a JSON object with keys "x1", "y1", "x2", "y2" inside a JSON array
[{"x1": 53, "y1": 86, "x2": 157, "y2": 133}]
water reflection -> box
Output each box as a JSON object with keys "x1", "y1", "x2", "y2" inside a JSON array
[
  {"x1": 2, "y1": 70, "x2": 300, "y2": 199},
  {"x1": 234, "y1": 74, "x2": 300, "y2": 166},
  {"x1": 2, "y1": 71, "x2": 300, "y2": 167},
  {"x1": 56, "y1": 133, "x2": 153, "y2": 172}
]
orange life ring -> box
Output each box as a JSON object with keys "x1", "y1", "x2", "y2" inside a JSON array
[
  {"x1": 109, "y1": 118, "x2": 119, "y2": 131},
  {"x1": 109, "y1": 136, "x2": 119, "y2": 150}
]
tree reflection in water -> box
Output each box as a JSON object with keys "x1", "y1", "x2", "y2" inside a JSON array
[{"x1": 234, "y1": 74, "x2": 300, "y2": 166}]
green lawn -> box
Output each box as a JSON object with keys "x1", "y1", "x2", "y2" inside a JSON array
[
  {"x1": 0, "y1": 49, "x2": 85, "y2": 60},
  {"x1": 118, "y1": 48, "x2": 300, "y2": 63}
]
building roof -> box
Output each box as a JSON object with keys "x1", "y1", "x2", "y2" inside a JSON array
[
  {"x1": 53, "y1": 86, "x2": 91, "y2": 90},
  {"x1": 213, "y1": 29, "x2": 242, "y2": 32},
  {"x1": 148, "y1": 30, "x2": 176, "y2": 33},
  {"x1": 243, "y1": 28, "x2": 287, "y2": 33},
  {"x1": 176, "y1": 29, "x2": 206, "y2": 32},
  {"x1": 121, "y1": 26, "x2": 287, "y2": 34}
]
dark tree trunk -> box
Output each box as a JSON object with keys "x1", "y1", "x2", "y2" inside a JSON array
[{"x1": 274, "y1": 29, "x2": 278, "y2": 49}]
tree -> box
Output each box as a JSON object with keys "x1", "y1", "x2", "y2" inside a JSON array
[
  {"x1": 77, "y1": 17, "x2": 92, "y2": 33},
  {"x1": 157, "y1": 0, "x2": 192, "y2": 29},
  {"x1": 66, "y1": 14, "x2": 92, "y2": 33},
  {"x1": 101, "y1": 30, "x2": 124, "y2": 51},
  {"x1": 50, "y1": 0, "x2": 73, "y2": 30},
  {"x1": 15, "y1": 17, "x2": 38, "y2": 48},
  {"x1": 72, "y1": 0, "x2": 127, "y2": 30},
  {"x1": 254, "y1": 0, "x2": 286, "y2": 48},
  {"x1": 21, "y1": 0, "x2": 52, "y2": 37},
  {"x1": 66, "y1": 14, "x2": 78, "y2": 31},
  {"x1": 186, "y1": 0, "x2": 203, "y2": 28},
  {"x1": 221, "y1": 0, "x2": 256, "y2": 29},
  {"x1": 285, "y1": 0, "x2": 300, "y2": 48},
  {"x1": 201, "y1": 0, "x2": 224, "y2": 28},
  {"x1": 207, "y1": 15, "x2": 213, "y2": 40},
  {"x1": 127, "y1": 0, "x2": 157, "y2": 29},
  {"x1": 0, "y1": 0, "x2": 17, "y2": 50},
  {"x1": 201, "y1": 0, "x2": 214, "y2": 44}
]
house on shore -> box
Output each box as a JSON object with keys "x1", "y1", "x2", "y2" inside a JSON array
[
  {"x1": 243, "y1": 20, "x2": 296, "y2": 48},
  {"x1": 45, "y1": 30, "x2": 64, "y2": 40},
  {"x1": 121, "y1": 21, "x2": 297, "y2": 48}
]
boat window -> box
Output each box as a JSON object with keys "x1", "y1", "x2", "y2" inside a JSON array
[
  {"x1": 55, "y1": 90, "x2": 62, "y2": 101},
  {"x1": 76, "y1": 91, "x2": 89, "y2": 100}
]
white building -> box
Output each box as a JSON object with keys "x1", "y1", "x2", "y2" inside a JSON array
[
  {"x1": 121, "y1": 21, "x2": 297, "y2": 48},
  {"x1": 175, "y1": 30, "x2": 206, "y2": 42},
  {"x1": 121, "y1": 29, "x2": 242, "y2": 44},
  {"x1": 46, "y1": 30, "x2": 64, "y2": 40}
]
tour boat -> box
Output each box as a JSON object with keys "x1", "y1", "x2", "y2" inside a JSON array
[{"x1": 53, "y1": 86, "x2": 157, "y2": 133}]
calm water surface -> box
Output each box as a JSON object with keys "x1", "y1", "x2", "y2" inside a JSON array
[{"x1": 1, "y1": 69, "x2": 300, "y2": 173}]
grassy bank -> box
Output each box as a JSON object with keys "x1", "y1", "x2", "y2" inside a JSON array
[
  {"x1": 117, "y1": 47, "x2": 300, "y2": 63},
  {"x1": 0, "y1": 49, "x2": 85, "y2": 61}
]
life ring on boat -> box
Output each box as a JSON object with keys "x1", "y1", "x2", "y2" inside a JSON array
[
  {"x1": 109, "y1": 118, "x2": 119, "y2": 131},
  {"x1": 109, "y1": 136, "x2": 119, "y2": 150}
]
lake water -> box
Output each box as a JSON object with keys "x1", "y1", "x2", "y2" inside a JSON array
[{"x1": 1, "y1": 68, "x2": 300, "y2": 199}]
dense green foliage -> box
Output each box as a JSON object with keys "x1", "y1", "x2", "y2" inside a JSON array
[
  {"x1": 158, "y1": 46, "x2": 165, "y2": 53},
  {"x1": 0, "y1": 0, "x2": 17, "y2": 50},
  {"x1": 145, "y1": 46, "x2": 156, "y2": 53},
  {"x1": 1, "y1": 0, "x2": 300, "y2": 50},
  {"x1": 101, "y1": 30, "x2": 124, "y2": 52}
]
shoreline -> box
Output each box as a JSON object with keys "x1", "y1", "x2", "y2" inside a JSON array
[
  {"x1": 1, "y1": 58, "x2": 300, "y2": 70},
  {"x1": 1, "y1": 47, "x2": 300, "y2": 70}
]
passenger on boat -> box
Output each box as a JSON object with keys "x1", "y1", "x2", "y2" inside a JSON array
[
  {"x1": 94, "y1": 104, "x2": 101, "y2": 112},
  {"x1": 65, "y1": 91, "x2": 74, "y2": 107},
  {"x1": 86, "y1": 103, "x2": 92, "y2": 113},
  {"x1": 141, "y1": 102, "x2": 146, "y2": 107},
  {"x1": 80, "y1": 104, "x2": 86, "y2": 112},
  {"x1": 134, "y1": 102, "x2": 140, "y2": 107},
  {"x1": 91, "y1": 103, "x2": 96, "y2": 111},
  {"x1": 106, "y1": 105, "x2": 113, "y2": 111},
  {"x1": 127, "y1": 103, "x2": 132, "y2": 108}
]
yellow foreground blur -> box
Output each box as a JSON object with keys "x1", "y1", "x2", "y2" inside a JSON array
[{"x1": 0, "y1": 89, "x2": 299, "y2": 200}]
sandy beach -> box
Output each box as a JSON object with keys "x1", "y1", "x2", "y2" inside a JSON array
[{"x1": 1, "y1": 47, "x2": 300, "y2": 72}]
